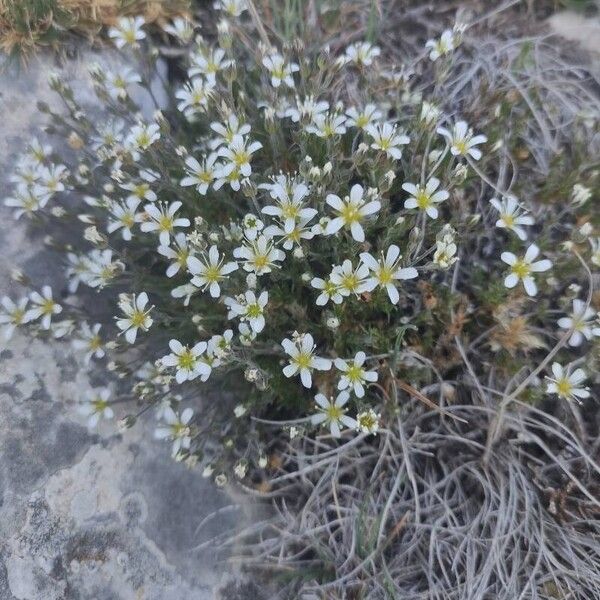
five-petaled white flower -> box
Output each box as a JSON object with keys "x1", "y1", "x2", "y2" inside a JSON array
[
  {"x1": 330, "y1": 259, "x2": 370, "y2": 297},
  {"x1": 214, "y1": 0, "x2": 247, "y2": 17},
  {"x1": 262, "y1": 52, "x2": 299, "y2": 88},
  {"x1": 334, "y1": 351, "x2": 378, "y2": 398},
  {"x1": 325, "y1": 184, "x2": 381, "y2": 242},
  {"x1": 189, "y1": 48, "x2": 232, "y2": 85},
  {"x1": 366, "y1": 122, "x2": 409, "y2": 160},
  {"x1": 546, "y1": 363, "x2": 590, "y2": 403},
  {"x1": 356, "y1": 409, "x2": 380, "y2": 434},
  {"x1": 425, "y1": 30, "x2": 455, "y2": 61},
  {"x1": 402, "y1": 178, "x2": 449, "y2": 220},
  {"x1": 180, "y1": 153, "x2": 219, "y2": 195},
  {"x1": 188, "y1": 245, "x2": 238, "y2": 297},
  {"x1": 490, "y1": 196, "x2": 534, "y2": 241},
  {"x1": 158, "y1": 232, "x2": 191, "y2": 278},
  {"x1": 107, "y1": 197, "x2": 142, "y2": 241},
  {"x1": 360, "y1": 245, "x2": 418, "y2": 304},
  {"x1": 225, "y1": 290, "x2": 268, "y2": 333},
  {"x1": 79, "y1": 388, "x2": 114, "y2": 428},
  {"x1": 437, "y1": 120, "x2": 487, "y2": 160},
  {"x1": 24, "y1": 286, "x2": 62, "y2": 330},
  {"x1": 310, "y1": 392, "x2": 357, "y2": 437},
  {"x1": 557, "y1": 299, "x2": 600, "y2": 347},
  {"x1": 345, "y1": 104, "x2": 382, "y2": 130},
  {"x1": 233, "y1": 235, "x2": 285, "y2": 275},
  {"x1": 154, "y1": 407, "x2": 194, "y2": 456},
  {"x1": 305, "y1": 112, "x2": 347, "y2": 138},
  {"x1": 242, "y1": 213, "x2": 264, "y2": 240},
  {"x1": 501, "y1": 244, "x2": 552, "y2": 297},
  {"x1": 116, "y1": 292, "x2": 153, "y2": 344},
  {"x1": 282, "y1": 333, "x2": 332, "y2": 388},
  {"x1": 261, "y1": 179, "x2": 315, "y2": 234},
  {"x1": 141, "y1": 201, "x2": 190, "y2": 246},
  {"x1": 108, "y1": 16, "x2": 146, "y2": 48},
  {"x1": 284, "y1": 96, "x2": 329, "y2": 123},
  {"x1": 72, "y1": 322, "x2": 105, "y2": 364},
  {"x1": 176, "y1": 78, "x2": 214, "y2": 119},
  {"x1": 210, "y1": 114, "x2": 251, "y2": 149},
  {"x1": 343, "y1": 42, "x2": 381, "y2": 67},
  {"x1": 161, "y1": 339, "x2": 211, "y2": 383},
  {"x1": 217, "y1": 134, "x2": 262, "y2": 178},
  {"x1": 310, "y1": 276, "x2": 343, "y2": 306},
  {"x1": 0, "y1": 296, "x2": 28, "y2": 340}
]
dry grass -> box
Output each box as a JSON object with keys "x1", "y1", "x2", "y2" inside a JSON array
[{"x1": 0, "y1": 0, "x2": 189, "y2": 56}]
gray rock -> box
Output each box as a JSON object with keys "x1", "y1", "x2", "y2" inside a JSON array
[{"x1": 0, "y1": 44, "x2": 255, "y2": 600}]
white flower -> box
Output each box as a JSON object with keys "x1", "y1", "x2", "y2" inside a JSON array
[
  {"x1": 189, "y1": 48, "x2": 231, "y2": 84},
  {"x1": 433, "y1": 228, "x2": 458, "y2": 269},
  {"x1": 233, "y1": 235, "x2": 285, "y2": 275},
  {"x1": 141, "y1": 201, "x2": 190, "y2": 246},
  {"x1": 72, "y1": 322, "x2": 105, "y2": 364},
  {"x1": 225, "y1": 290, "x2": 268, "y2": 333},
  {"x1": 325, "y1": 184, "x2": 381, "y2": 242},
  {"x1": 79, "y1": 388, "x2": 114, "y2": 428},
  {"x1": 282, "y1": 333, "x2": 332, "y2": 388},
  {"x1": 437, "y1": 121, "x2": 487, "y2": 160},
  {"x1": 238, "y1": 322, "x2": 256, "y2": 346},
  {"x1": 262, "y1": 52, "x2": 299, "y2": 88},
  {"x1": 107, "y1": 197, "x2": 142, "y2": 240},
  {"x1": 261, "y1": 179, "x2": 315, "y2": 234},
  {"x1": 425, "y1": 30, "x2": 455, "y2": 61},
  {"x1": 176, "y1": 78, "x2": 214, "y2": 119},
  {"x1": 263, "y1": 215, "x2": 316, "y2": 250},
  {"x1": 500, "y1": 244, "x2": 552, "y2": 297},
  {"x1": 105, "y1": 67, "x2": 142, "y2": 100},
  {"x1": 0, "y1": 296, "x2": 28, "y2": 340},
  {"x1": 27, "y1": 138, "x2": 52, "y2": 164},
  {"x1": 34, "y1": 164, "x2": 68, "y2": 197},
  {"x1": 163, "y1": 17, "x2": 195, "y2": 43},
  {"x1": 546, "y1": 363, "x2": 590, "y2": 403},
  {"x1": 557, "y1": 299, "x2": 600, "y2": 347},
  {"x1": 209, "y1": 114, "x2": 251, "y2": 149},
  {"x1": 24, "y1": 286, "x2": 62, "y2": 330},
  {"x1": 490, "y1": 196, "x2": 534, "y2": 241},
  {"x1": 356, "y1": 409, "x2": 380, "y2": 434},
  {"x1": 125, "y1": 123, "x2": 160, "y2": 158},
  {"x1": 360, "y1": 245, "x2": 418, "y2": 304},
  {"x1": 208, "y1": 329, "x2": 234, "y2": 363},
  {"x1": 242, "y1": 213, "x2": 264, "y2": 240},
  {"x1": 305, "y1": 112, "x2": 347, "y2": 138},
  {"x1": 310, "y1": 276, "x2": 343, "y2": 306},
  {"x1": 216, "y1": 134, "x2": 262, "y2": 179},
  {"x1": 83, "y1": 249, "x2": 123, "y2": 289},
  {"x1": 284, "y1": 96, "x2": 329, "y2": 123},
  {"x1": 158, "y1": 232, "x2": 191, "y2": 277},
  {"x1": 154, "y1": 407, "x2": 194, "y2": 456},
  {"x1": 334, "y1": 351, "x2": 378, "y2": 398},
  {"x1": 420, "y1": 101, "x2": 441, "y2": 125},
  {"x1": 188, "y1": 245, "x2": 238, "y2": 297},
  {"x1": 345, "y1": 104, "x2": 382, "y2": 130},
  {"x1": 180, "y1": 153, "x2": 219, "y2": 195},
  {"x1": 402, "y1": 178, "x2": 449, "y2": 219},
  {"x1": 366, "y1": 122, "x2": 409, "y2": 160},
  {"x1": 310, "y1": 392, "x2": 357, "y2": 437},
  {"x1": 108, "y1": 16, "x2": 146, "y2": 48},
  {"x1": 161, "y1": 339, "x2": 211, "y2": 383},
  {"x1": 4, "y1": 184, "x2": 48, "y2": 219},
  {"x1": 214, "y1": 0, "x2": 247, "y2": 17},
  {"x1": 330, "y1": 259, "x2": 370, "y2": 297},
  {"x1": 116, "y1": 292, "x2": 153, "y2": 344},
  {"x1": 571, "y1": 183, "x2": 592, "y2": 207},
  {"x1": 343, "y1": 42, "x2": 380, "y2": 66},
  {"x1": 120, "y1": 172, "x2": 157, "y2": 203}
]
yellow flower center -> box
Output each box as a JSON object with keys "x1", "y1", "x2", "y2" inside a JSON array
[
  {"x1": 326, "y1": 404, "x2": 343, "y2": 421},
  {"x1": 130, "y1": 310, "x2": 147, "y2": 328},
  {"x1": 340, "y1": 203, "x2": 360, "y2": 224},
  {"x1": 204, "y1": 265, "x2": 222, "y2": 282},
  {"x1": 454, "y1": 139, "x2": 468, "y2": 155},
  {"x1": 233, "y1": 150, "x2": 249, "y2": 167},
  {"x1": 502, "y1": 213, "x2": 514, "y2": 227},
  {"x1": 377, "y1": 266, "x2": 394, "y2": 285},
  {"x1": 512, "y1": 260, "x2": 531, "y2": 279},
  {"x1": 416, "y1": 190, "x2": 431, "y2": 209},
  {"x1": 556, "y1": 378, "x2": 572, "y2": 397},
  {"x1": 342, "y1": 273, "x2": 359, "y2": 292},
  {"x1": 246, "y1": 303, "x2": 262, "y2": 319},
  {"x1": 346, "y1": 364, "x2": 363, "y2": 382},
  {"x1": 158, "y1": 216, "x2": 173, "y2": 232},
  {"x1": 177, "y1": 349, "x2": 196, "y2": 371},
  {"x1": 358, "y1": 413, "x2": 376, "y2": 430},
  {"x1": 41, "y1": 299, "x2": 55, "y2": 315},
  {"x1": 295, "y1": 352, "x2": 312, "y2": 370},
  {"x1": 89, "y1": 335, "x2": 102, "y2": 351}
]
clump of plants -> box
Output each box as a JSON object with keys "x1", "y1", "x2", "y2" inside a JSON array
[{"x1": 2, "y1": 0, "x2": 599, "y2": 597}]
